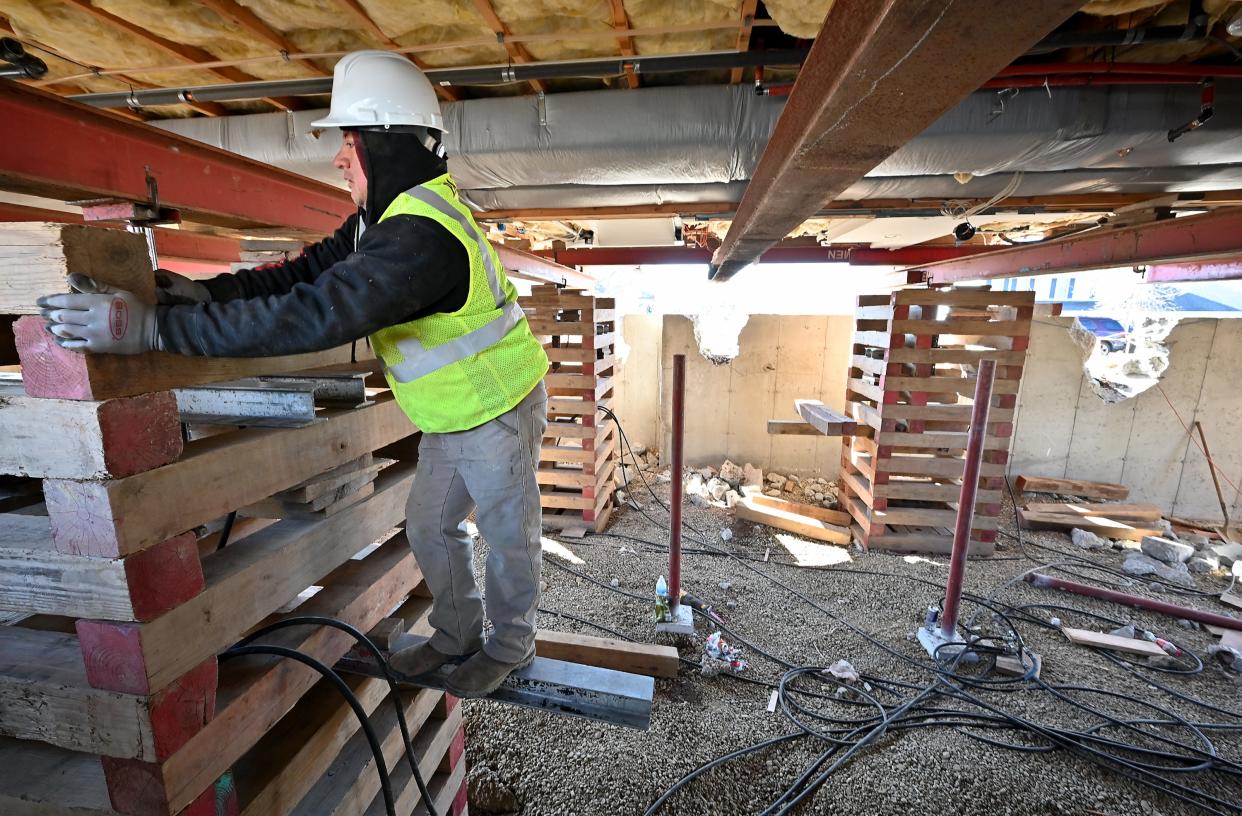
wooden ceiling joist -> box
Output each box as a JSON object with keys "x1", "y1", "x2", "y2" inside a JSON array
[
  {"x1": 607, "y1": 0, "x2": 639, "y2": 89},
  {"x1": 470, "y1": 0, "x2": 549, "y2": 94},
  {"x1": 58, "y1": 0, "x2": 302, "y2": 112},
  {"x1": 326, "y1": 0, "x2": 461, "y2": 101},
  {"x1": 730, "y1": 0, "x2": 759, "y2": 84},
  {"x1": 197, "y1": 0, "x2": 329, "y2": 78}
]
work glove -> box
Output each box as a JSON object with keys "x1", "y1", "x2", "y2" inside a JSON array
[
  {"x1": 36, "y1": 274, "x2": 163, "y2": 355},
  {"x1": 154, "y1": 269, "x2": 211, "y2": 305}
]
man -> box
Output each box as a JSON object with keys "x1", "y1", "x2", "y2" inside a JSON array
[{"x1": 38, "y1": 51, "x2": 551, "y2": 697}]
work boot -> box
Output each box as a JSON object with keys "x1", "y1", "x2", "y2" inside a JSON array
[
  {"x1": 388, "y1": 642, "x2": 466, "y2": 679},
  {"x1": 443, "y1": 647, "x2": 536, "y2": 698}
]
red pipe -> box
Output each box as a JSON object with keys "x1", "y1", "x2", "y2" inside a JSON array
[
  {"x1": 669, "y1": 353, "x2": 686, "y2": 610},
  {"x1": 995, "y1": 62, "x2": 1242, "y2": 79},
  {"x1": 940, "y1": 358, "x2": 996, "y2": 638},
  {"x1": 980, "y1": 76, "x2": 1198, "y2": 89},
  {"x1": 1025, "y1": 573, "x2": 1242, "y2": 632}
]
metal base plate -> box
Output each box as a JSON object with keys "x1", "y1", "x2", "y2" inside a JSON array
[
  {"x1": 916, "y1": 625, "x2": 977, "y2": 662},
  {"x1": 655, "y1": 603, "x2": 696, "y2": 637}
]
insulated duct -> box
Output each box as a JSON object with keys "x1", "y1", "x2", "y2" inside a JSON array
[{"x1": 152, "y1": 82, "x2": 1242, "y2": 213}]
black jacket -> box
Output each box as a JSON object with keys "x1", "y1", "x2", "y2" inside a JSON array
[{"x1": 158, "y1": 130, "x2": 469, "y2": 357}]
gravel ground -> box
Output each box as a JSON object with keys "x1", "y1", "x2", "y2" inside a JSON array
[{"x1": 459, "y1": 480, "x2": 1242, "y2": 816}]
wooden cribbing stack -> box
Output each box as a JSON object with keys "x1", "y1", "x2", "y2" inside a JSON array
[
  {"x1": 0, "y1": 223, "x2": 469, "y2": 816},
  {"x1": 519, "y1": 284, "x2": 619, "y2": 533},
  {"x1": 838, "y1": 288, "x2": 1035, "y2": 556}
]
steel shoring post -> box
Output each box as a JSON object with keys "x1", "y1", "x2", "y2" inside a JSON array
[
  {"x1": 669, "y1": 353, "x2": 686, "y2": 610},
  {"x1": 939, "y1": 359, "x2": 997, "y2": 639}
]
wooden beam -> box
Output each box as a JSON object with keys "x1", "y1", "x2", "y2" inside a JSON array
[
  {"x1": 1017, "y1": 509, "x2": 1157, "y2": 541},
  {"x1": 198, "y1": 0, "x2": 329, "y2": 77},
  {"x1": 13, "y1": 315, "x2": 365, "y2": 400},
  {"x1": 729, "y1": 0, "x2": 759, "y2": 84},
  {"x1": 0, "y1": 222, "x2": 156, "y2": 314},
  {"x1": 794, "y1": 399, "x2": 857, "y2": 436},
  {"x1": 1014, "y1": 475, "x2": 1130, "y2": 500},
  {"x1": 767, "y1": 418, "x2": 820, "y2": 436},
  {"x1": 735, "y1": 494, "x2": 852, "y2": 545},
  {"x1": 0, "y1": 519, "x2": 203, "y2": 621},
  {"x1": 1061, "y1": 626, "x2": 1167, "y2": 657},
  {"x1": 59, "y1": 0, "x2": 302, "y2": 111},
  {"x1": 0, "y1": 384, "x2": 182, "y2": 480},
  {"x1": 709, "y1": 0, "x2": 1082, "y2": 279},
  {"x1": 470, "y1": 0, "x2": 550, "y2": 94},
  {"x1": 73, "y1": 464, "x2": 415, "y2": 697},
  {"x1": 0, "y1": 633, "x2": 219, "y2": 782},
  {"x1": 162, "y1": 536, "x2": 421, "y2": 814},
  {"x1": 607, "y1": 0, "x2": 639, "y2": 89},
  {"x1": 536, "y1": 629, "x2": 679, "y2": 677},
  {"x1": 326, "y1": 0, "x2": 460, "y2": 101},
  {"x1": 43, "y1": 394, "x2": 413, "y2": 558}
]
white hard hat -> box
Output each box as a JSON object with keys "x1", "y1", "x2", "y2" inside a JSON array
[{"x1": 312, "y1": 50, "x2": 446, "y2": 132}]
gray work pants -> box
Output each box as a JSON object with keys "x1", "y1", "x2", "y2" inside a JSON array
[{"x1": 405, "y1": 381, "x2": 547, "y2": 663}]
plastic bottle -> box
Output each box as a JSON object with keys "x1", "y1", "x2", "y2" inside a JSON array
[{"x1": 655, "y1": 575, "x2": 668, "y2": 599}]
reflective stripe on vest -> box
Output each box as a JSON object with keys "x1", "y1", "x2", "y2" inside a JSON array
[{"x1": 382, "y1": 184, "x2": 513, "y2": 384}]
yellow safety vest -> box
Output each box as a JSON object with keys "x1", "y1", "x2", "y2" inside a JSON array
[{"x1": 368, "y1": 173, "x2": 549, "y2": 433}]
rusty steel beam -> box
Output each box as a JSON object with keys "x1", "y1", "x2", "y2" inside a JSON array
[
  {"x1": 912, "y1": 209, "x2": 1242, "y2": 284},
  {"x1": 1144, "y1": 260, "x2": 1242, "y2": 283},
  {"x1": 708, "y1": 0, "x2": 1082, "y2": 281},
  {"x1": 0, "y1": 80, "x2": 354, "y2": 233}
]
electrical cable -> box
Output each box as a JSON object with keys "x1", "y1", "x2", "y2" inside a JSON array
[
  {"x1": 220, "y1": 644, "x2": 398, "y2": 816},
  {"x1": 235, "y1": 616, "x2": 440, "y2": 816}
]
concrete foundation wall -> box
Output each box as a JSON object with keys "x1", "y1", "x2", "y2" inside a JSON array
[
  {"x1": 611, "y1": 312, "x2": 1240, "y2": 524},
  {"x1": 1011, "y1": 317, "x2": 1242, "y2": 522}
]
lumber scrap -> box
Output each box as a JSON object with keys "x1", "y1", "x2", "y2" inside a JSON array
[
  {"x1": 735, "y1": 494, "x2": 852, "y2": 545},
  {"x1": 0, "y1": 383, "x2": 182, "y2": 479},
  {"x1": 42, "y1": 395, "x2": 413, "y2": 558},
  {"x1": 1221, "y1": 591, "x2": 1242, "y2": 612},
  {"x1": 1060, "y1": 627, "x2": 1167, "y2": 657},
  {"x1": 794, "y1": 399, "x2": 858, "y2": 436},
  {"x1": 13, "y1": 315, "x2": 366, "y2": 400},
  {"x1": 0, "y1": 222, "x2": 155, "y2": 314},
  {"x1": 767, "y1": 419, "x2": 821, "y2": 435},
  {"x1": 1021, "y1": 502, "x2": 1161, "y2": 522},
  {"x1": 1014, "y1": 475, "x2": 1129, "y2": 500},
  {"x1": 532, "y1": 630, "x2": 679, "y2": 678},
  {"x1": 1017, "y1": 508, "x2": 1159, "y2": 541},
  {"x1": 74, "y1": 464, "x2": 416, "y2": 697}
]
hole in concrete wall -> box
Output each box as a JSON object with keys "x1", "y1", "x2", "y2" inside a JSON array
[
  {"x1": 691, "y1": 308, "x2": 749, "y2": 363},
  {"x1": 1069, "y1": 286, "x2": 1179, "y2": 403}
]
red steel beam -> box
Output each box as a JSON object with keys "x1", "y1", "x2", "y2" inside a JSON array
[
  {"x1": 1026, "y1": 573, "x2": 1242, "y2": 632},
  {"x1": 1144, "y1": 260, "x2": 1242, "y2": 283},
  {"x1": 913, "y1": 209, "x2": 1242, "y2": 285},
  {"x1": 0, "y1": 80, "x2": 354, "y2": 234},
  {"x1": 708, "y1": 0, "x2": 1082, "y2": 281},
  {"x1": 0, "y1": 202, "x2": 242, "y2": 264},
  {"x1": 535, "y1": 244, "x2": 990, "y2": 267}
]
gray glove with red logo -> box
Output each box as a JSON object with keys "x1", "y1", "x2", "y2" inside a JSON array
[{"x1": 36, "y1": 273, "x2": 163, "y2": 355}]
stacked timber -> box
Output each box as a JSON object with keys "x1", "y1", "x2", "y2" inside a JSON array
[
  {"x1": 838, "y1": 288, "x2": 1036, "y2": 556},
  {"x1": 519, "y1": 284, "x2": 618, "y2": 533},
  {"x1": 0, "y1": 223, "x2": 468, "y2": 816}
]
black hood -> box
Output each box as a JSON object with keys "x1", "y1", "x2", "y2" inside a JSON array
[{"x1": 355, "y1": 129, "x2": 448, "y2": 226}]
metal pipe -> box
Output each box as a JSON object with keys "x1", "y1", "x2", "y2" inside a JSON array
[
  {"x1": 940, "y1": 358, "x2": 996, "y2": 639},
  {"x1": 68, "y1": 49, "x2": 810, "y2": 109},
  {"x1": 669, "y1": 353, "x2": 686, "y2": 610},
  {"x1": 1025, "y1": 573, "x2": 1242, "y2": 632}
]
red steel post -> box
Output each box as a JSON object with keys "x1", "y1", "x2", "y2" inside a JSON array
[
  {"x1": 940, "y1": 359, "x2": 997, "y2": 638},
  {"x1": 1025, "y1": 573, "x2": 1242, "y2": 631},
  {"x1": 669, "y1": 353, "x2": 686, "y2": 609}
]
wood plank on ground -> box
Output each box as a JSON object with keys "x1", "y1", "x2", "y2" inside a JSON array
[
  {"x1": 0, "y1": 222, "x2": 155, "y2": 314},
  {"x1": 534, "y1": 630, "x2": 679, "y2": 678},
  {"x1": 43, "y1": 394, "x2": 413, "y2": 558},
  {"x1": 1022, "y1": 502, "x2": 1161, "y2": 521},
  {"x1": 1014, "y1": 475, "x2": 1129, "y2": 500},
  {"x1": 735, "y1": 495, "x2": 851, "y2": 545},
  {"x1": 1017, "y1": 509, "x2": 1158, "y2": 541},
  {"x1": 1061, "y1": 626, "x2": 1167, "y2": 657}
]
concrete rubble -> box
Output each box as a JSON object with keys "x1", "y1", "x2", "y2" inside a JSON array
[
  {"x1": 1140, "y1": 535, "x2": 1195, "y2": 565},
  {"x1": 1071, "y1": 528, "x2": 1109, "y2": 550}
]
